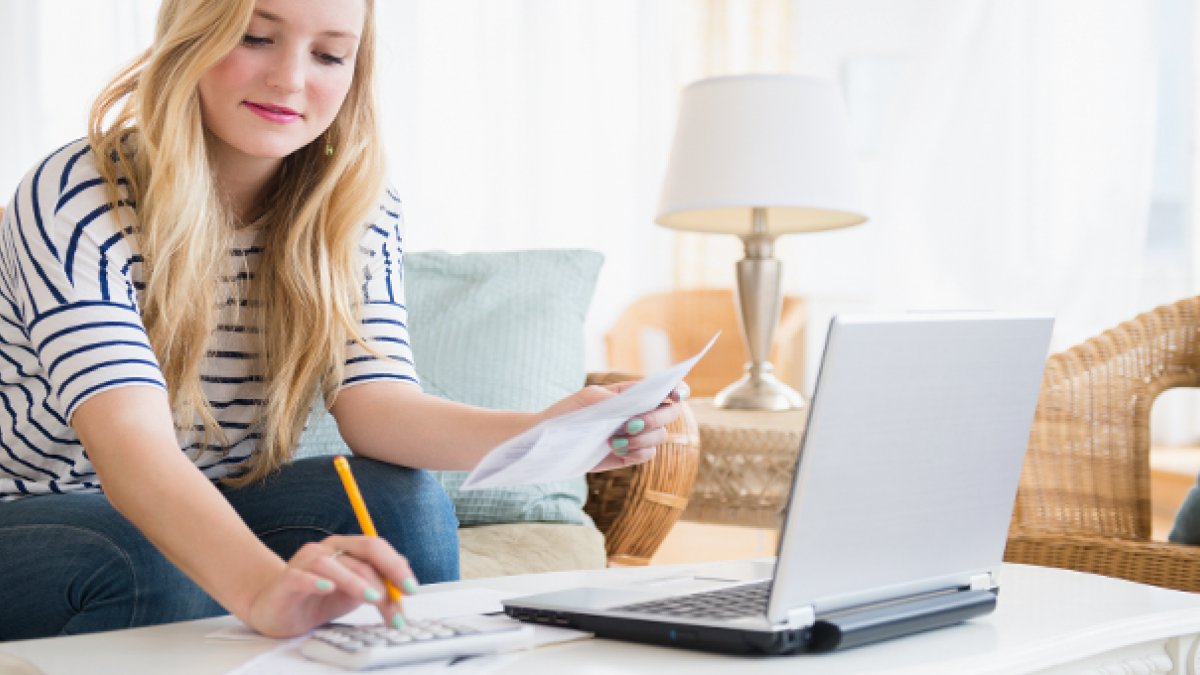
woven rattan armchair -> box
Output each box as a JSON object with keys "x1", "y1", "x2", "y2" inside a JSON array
[
  {"x1": 1005, "y1": 297, "x2": 1200, "y2": 591},
  {"x1": 583, "y1": 371, "x2": 701, "y2": 566},
  {"x1": 605, "y1": 289, "x2": 806, "y2": 397}
]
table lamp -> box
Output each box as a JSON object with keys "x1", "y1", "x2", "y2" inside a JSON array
[{"x1": 656, "y1": 74, "x2": 866, "y2": 411}]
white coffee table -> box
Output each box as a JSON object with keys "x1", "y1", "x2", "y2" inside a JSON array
[{"x1": 5, "y1": 562, "x2": 1200, "y2": 674}]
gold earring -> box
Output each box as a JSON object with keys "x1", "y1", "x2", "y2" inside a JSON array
[{"x1": 325, "y1": 139, "x2": 335, "y2": 156}]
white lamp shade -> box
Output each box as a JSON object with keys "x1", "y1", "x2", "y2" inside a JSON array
[{"x1": 656, "y1": 74, "x2": 867, "y2": 236}]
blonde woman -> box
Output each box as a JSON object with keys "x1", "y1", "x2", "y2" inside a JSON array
[{"x1": 0, "y1": 0, "x2": 681, "y2": 640}]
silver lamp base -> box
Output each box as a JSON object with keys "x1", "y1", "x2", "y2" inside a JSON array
[
  {"x1": 713, "y1": 363, "x2": 805, "y2": 411},
  {"x1": 713, "y1": 208, "x2": 806, "y2": 412}
]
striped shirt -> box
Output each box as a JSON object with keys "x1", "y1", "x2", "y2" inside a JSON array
[{"x1": 0, "y1": 138, "x2": 418, "y2": 500}]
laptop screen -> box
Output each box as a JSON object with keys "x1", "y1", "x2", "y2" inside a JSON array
[{"x1": 767, "y1": 313, "x2": 1052, "y2": 622}]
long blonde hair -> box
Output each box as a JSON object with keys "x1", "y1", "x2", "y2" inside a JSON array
[{"x1": 88, "y1": 0, "x2": 385, "y2": 486}]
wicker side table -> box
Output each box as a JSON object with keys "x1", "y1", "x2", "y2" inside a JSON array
[{"x1": 681, "y1": 398, "x2": 808, "y2": 528}]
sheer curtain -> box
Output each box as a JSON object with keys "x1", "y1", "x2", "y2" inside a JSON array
[
  {"x1": 661, "y1": 0, "x2": 1156, "y2": 382},
  {"x1": 3, "y1": 1, "x2": 1157, "y2": 369},
  {"x1": 0, "y1": 1, "x2": 158, "y2": 194},
  {"x1": 0, "y1": 0, "x2": 706, "y2": 368},
  {"x1": 870, "y1": 0, "x2": 1158, "y2": 349},
  {"x1": 373, "y1": 1, "x2": 696, "y2": 366},
  {"x1": 750, "y1": 0, "x2": 1159, "y2": 392}
]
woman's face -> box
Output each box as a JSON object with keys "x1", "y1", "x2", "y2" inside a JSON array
[{"x1": 198, "y1": 0, "x2": 364, "y2": 170}]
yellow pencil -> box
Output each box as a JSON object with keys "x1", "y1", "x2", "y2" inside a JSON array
[{"x1": 333, "y1": 456, "x2": 403, "y2": 606}]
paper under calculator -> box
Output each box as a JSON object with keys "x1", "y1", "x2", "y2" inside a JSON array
[{"x1": 300, "y1": 616, "x2": 534, "y2": 670}]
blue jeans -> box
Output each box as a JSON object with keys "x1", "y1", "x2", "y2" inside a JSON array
[
  {"x1": 1170, "y1": 482, "x2": 1200, "y2": 544},
  {"x1": 0, "y1": 457, "x2": 459, "y2": 640}
]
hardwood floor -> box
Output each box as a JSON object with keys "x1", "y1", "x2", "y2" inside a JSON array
[
  {"x1": 651, "y1": 521, "x2": 778, "y2": 565},
  {"x1": 1152, "y1": 447, "x2": 1200, "y2": 541}
]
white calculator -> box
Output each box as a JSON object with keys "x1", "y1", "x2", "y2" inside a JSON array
[{"x1": 300, "y1": 616, "x2": 534, "y2": 670}]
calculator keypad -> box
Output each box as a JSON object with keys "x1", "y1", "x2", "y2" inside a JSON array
[
  {"x1": 311, "y1": 620, "x2": 487, "y2": 652},
  {"x1": 300, "y1": 615, "x2": 534, "y2": 670}
]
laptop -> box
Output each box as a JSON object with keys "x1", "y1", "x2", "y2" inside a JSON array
[{"x1": 504, "y1": 313, "x2": 1054, "y2": 655}]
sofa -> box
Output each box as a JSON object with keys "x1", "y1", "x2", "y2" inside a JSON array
[
  {"x1": 297, "y1": 249, "x2": 699, "y2": 578},
  {"x1": 0, "y1": 203, "x2": 700, "y2": 577}
]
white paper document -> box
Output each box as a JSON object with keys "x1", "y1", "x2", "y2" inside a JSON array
[{"x1": 461, "y1": 333, "x2": 718, "y2": 490}]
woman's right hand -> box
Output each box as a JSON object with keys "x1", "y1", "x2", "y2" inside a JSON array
[{"x1": 246, "y1": 535, "x2": 418, "y2": 638}]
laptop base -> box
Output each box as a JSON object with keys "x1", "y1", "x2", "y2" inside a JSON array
[{"x1": 505, "y1": 588, "x2": 996, "y2": 655}]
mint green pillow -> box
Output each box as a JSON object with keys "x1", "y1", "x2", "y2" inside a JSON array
[{"x1": 296, "y1": 249, "x2": 604, "y2": 526}]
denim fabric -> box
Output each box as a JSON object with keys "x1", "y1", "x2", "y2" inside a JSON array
[
  {"x1": 0, "y1": 457, "x2": 459, "y2": 640},
  {"x1": 0, "y1": 491, "x2": 223, "y2": 639},
  {"x1": 1169, "y1": 482, "x2": 1200, "y2": 544}
]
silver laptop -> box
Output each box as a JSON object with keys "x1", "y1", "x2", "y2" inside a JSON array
[{"x1": 504, "y1": 313, "x2": 1053, "y2": 654}]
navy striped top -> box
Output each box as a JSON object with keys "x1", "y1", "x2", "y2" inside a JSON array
[{"x1": 0, "y1": 138, "x2": 419, "y2": 500}]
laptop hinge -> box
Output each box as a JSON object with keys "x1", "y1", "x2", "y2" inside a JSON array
[
  {"x1": 968, "y1": 572, "x2": 996, "y2": 591},
  {"x1": 805, "y1": 588, "x2": 997, "y2": 653},
  {"x1": 785, "y1": 605, "x2": 816, "y2": 629}
]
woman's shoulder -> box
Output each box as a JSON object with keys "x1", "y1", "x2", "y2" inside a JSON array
[
  {"x1": 7, "y1": 138, "x2": 133, "y2": 228},
  {"x1": 12, "y1": 138, "x2": 103, "y2": 197},
  {"x1": 3, "y1": 139, "x2": 138, "y2": 259},
  {"x1": 369, "y1": 185, "x2": 402, "y2": 224},
  {"x1": 360, "y1": 186, "x2": 403, "y2": 240}
]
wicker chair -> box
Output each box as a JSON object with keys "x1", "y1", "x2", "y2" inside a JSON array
[
  {"x1": 583, "y1": 371, "x2": 701, "y2": 565},
  {"x1": 605, "y1": 288, "x2": 805, "y2": 397},
  {"x1": 1005, "y1": 296, "x2": 1200, "y2": 591}
]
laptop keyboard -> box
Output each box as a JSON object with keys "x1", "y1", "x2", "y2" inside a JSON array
[{"x1": 612, "y1": 580, "x2": 771, "y2": 620}]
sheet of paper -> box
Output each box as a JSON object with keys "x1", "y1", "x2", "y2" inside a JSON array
[
  {"x1": 226, "y1": 642, "x2": 516, "y2": 675},
  {"x1": 461, "y1": 332, "x2": 718, "y2": 490}
]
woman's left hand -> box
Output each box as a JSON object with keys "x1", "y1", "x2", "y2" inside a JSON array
[{"x1": 539, "y1": 381, "x2": 689, "y2": 472}]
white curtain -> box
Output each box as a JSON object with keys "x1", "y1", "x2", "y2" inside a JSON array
[
  {"x1": 827, "y1": 1, "x2": 1186, "y2": 444},
  {"x1": 373, "y1": 1, "x2": 691, "y2": 367},
  {"x1": 1, "y1": 0, "x2": 1163, "y2": 368},
  {"x1": 0, "y1": 1, "x2": 159, "y2": 194},
  {"x1": 0, "y1": 0, "x2": 701, "y2": 369},
  {"x1": 867, "y1": 0, "x2": 1158, "y2": 349}
]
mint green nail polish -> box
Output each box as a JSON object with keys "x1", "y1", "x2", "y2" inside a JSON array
[
  {"x1": 611, "y1": 437, "x2": 629, "y2": 451},
  {"x1": 315, "y1": 579, "x2": 334, "y2": 592},
  {"x1": 625, "y1": 418, "x2": 645, "y2": 434},
  {"x1": 364, "y1": 587, "x2": 383, "y2": 602},
  {"x1": 392, "y1": 613, "x2": 406, "y2": 629},
  {"x1": 615, "y1": 448, "x2": 628, "y2": 457},
  {"x1": 402, "y1": 577, "x2": 419, "y2": 595}
]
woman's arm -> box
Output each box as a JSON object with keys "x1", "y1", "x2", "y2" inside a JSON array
[
  {"x1": 72, "y1": 386, "x2": 412, "y2": 637},
  {"x1": 331, "y1": 380, "x2": 679, "y2": 470},
  {"x1": 330, "y1": 383, "x2": 539, "y2": 470}
]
